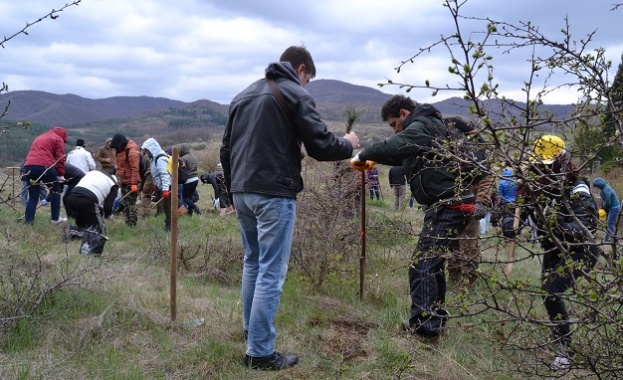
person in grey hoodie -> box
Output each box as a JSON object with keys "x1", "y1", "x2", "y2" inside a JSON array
[{"x1": 141, "y1": 138, "x2": 172, "y2": 231}]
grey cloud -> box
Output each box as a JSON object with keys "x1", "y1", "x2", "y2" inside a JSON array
[{"x1": 0, "y1": 0, "x2": 621, "y2": 105}]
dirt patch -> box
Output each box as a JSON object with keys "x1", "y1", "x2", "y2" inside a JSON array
[
  {"x1": 310, "y1": 316, "x2": 375, "y2": 362},
  {"x1": 307, "y1": 297, "x2": 378, "y2": 363}
]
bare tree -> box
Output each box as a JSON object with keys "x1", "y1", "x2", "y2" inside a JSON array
[
  {"x1": 1, "y1": 1, "x2": 82, "y2": 123},
  {"x1": 0, "y1": 1, "x2": 88, "y2": 333},
  {"x1": 380, "y1": 0, "x2": 623, "y2": 377}
]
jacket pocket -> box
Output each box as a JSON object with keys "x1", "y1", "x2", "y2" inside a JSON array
[{"x1": 277, "y1": 175, "x2": 303, "y2": 192}]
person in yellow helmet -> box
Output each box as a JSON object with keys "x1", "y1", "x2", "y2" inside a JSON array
[
  {"x1": 517, "y1": 135, "x2": 602, "y2": 369},
  {"x1": 532, "y1": 134, "x2": 566, "y2": 164},
  {"x1": 598, "y1": 208, "x2": 608, "y2": 220}
]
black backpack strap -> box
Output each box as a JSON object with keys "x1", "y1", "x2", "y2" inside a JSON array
[
  {"x1": 267, "y1": 78, "x2": 293, "y2": 121},
  {"x1": 266, "y1": 77, "x2": 304, "y2": 158},
  {"x1": 154, "y1": 153, "x2": 168, "y2": 163}
]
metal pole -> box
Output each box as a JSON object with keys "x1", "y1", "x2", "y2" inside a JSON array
[{"x1": 170, "y1": 146, "x2": 179, "y2": 322}]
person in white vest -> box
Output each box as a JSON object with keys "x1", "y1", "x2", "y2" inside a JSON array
[
  {"x1": 66, "y1": 139, "x2": 96, "y2": 174},
  {"x1": 64, "y1": 170, "x2": 119, "y2": 234}
]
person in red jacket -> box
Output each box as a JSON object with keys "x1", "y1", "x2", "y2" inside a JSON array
[
  {"x1": 22, "y1": 126, "x2": 68, "y2": 224},
  {"x1": 110, "y1": 133, "x2": 140, "y2": 226}
]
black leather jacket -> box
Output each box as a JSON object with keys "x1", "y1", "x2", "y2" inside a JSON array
[{"x1": 220, "y1": 62, "x2": 353, "y2": 198}]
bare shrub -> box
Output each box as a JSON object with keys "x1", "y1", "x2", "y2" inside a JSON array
[
  {"x1": 191, "y1": 141, "x2": 208, "y2": 151},
  {"x1": 194, "y1": 138, "x2": 223, "y2": 174},
  {"x1": 0, "y1": 225, "x2": 116, "y2": 336},
  {"x1": 290, "y1": 160, "x2": 362, "y2": 288},
  {"x1": 375, "y1": 1, "x2": 623, "y2": 376},
  {"x1": 171, "y1": 218, "x2": 243, "y2": 287}
]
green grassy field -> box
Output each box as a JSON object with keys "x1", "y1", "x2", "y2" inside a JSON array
[{"x1": 0, "y1": 154, "x2": 609, "y2": 380}]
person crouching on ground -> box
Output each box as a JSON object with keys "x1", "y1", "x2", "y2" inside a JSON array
[
  {"x1": 64, "y1": 170, "x2": 118, "y2": 235},
  {"x1": 141, "y1": 138, "x2": 172, "y2": 231},
  {"x1": 200, "y1": 172, "x2": 222, "y2": 212},
  {"x1": 178, "y1": 144, "x2": 202, "y2": 216},
  {"x1": 62, "y1": 162, "x2": 86, "y2": 219}
]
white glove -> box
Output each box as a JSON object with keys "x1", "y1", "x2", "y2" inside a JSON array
[
  {"x1": 212, "y1": 198, "x2": 219, "y2": 207},
  {"x1": 57, "y1": 176, "x2": 66, "y2": 183},
  {"x1": 350, "y1": 152, "x2": 362, "y2": 164}
]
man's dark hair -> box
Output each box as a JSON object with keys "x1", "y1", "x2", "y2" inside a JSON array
[
  {"x1": 381, "y1": 95, "x2": 417, "y2": 121},
  {"x1": 280, "y1": 46, "x2": 316, "y2": 77},
  {"x1": 76, "y1": 138, "x2": 85, "y2": 147}
]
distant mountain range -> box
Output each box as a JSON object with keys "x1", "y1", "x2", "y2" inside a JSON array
[
  {"x1": 1, "y1": 79, "x2": 575, "y2": 127},
  {"x1": 0, "y1": 80, "x2": 575, "y2": 165}
]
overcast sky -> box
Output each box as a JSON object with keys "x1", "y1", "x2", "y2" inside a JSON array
[{"x1": 1, "y1": 0, "x2": 621, "y2": 105}]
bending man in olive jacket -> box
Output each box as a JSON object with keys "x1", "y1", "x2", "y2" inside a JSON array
[{"x1": 352, "y1": 95, "x2": 474, "y2": 339}]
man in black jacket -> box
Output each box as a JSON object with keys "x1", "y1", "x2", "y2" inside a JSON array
[
  {"x1": 220, "y1": 46, "x2": 359, "y2": 371},
  {"x1": 351, "y1": 95, "x2": 474, "y2": 339}
]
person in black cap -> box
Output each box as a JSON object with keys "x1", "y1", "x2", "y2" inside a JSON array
[{"x1": 66, "y1": 138, "x2": 96, "y2": 174}]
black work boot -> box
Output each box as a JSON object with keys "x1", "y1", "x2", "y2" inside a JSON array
[{"x1": 244, "y1": 351, "x2": 299, "y2": 370}]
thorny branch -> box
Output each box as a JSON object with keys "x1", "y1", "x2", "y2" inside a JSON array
[
  {"x1": 377, "y1": 0, "x2": 623, "y2": 376},
  {"x1": 0, "y1": 1, "x2": 82, "y2": 49},
  {"x1": 0, "y1": 1, "x2": 82, "y2": 125}
]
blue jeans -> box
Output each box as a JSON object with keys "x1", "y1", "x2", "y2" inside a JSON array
[
  {"x1": 21, "y1": 180, "x2": 48, "y2": 206},
  {"x1": 182, "y1": 179, "x2": 200, "y2": 215},
  {"x1": 177, "y1": 184, "x2": 187, "y2": 208},
  {"x1": 605, "y1": 206, "x2": 620, "y2": 242},
  {"x1": 23, "y1": 165, "x2": 62, "y2": 223},
  {"x1": 234, "y1": 192, "x2": 296, "y2": 357},
  {"x1": 479, "y1": 212, "x2": 491, "y2": 234}
]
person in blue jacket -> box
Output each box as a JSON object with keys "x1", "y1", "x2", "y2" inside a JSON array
[
  {"x1": 499, "y1": 167, "x2": 527, "y2": 239},
  {"x1": 498, "y1": 168, "x2": 518, "y2": 206},
  {"x1": 592, "y1": 177, "x2": 620, "y2": 242}
]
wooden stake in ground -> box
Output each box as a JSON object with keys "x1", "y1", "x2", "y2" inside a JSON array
[
  {"x1": 359, "y1": 170, "x2": 366, "y2": 300},
  {"x1": 118, "y1": 189, "x2": 134, "y2": 203},
  {"x1": 170, "y1": 146, "x2": 179, "y2": 322},
  {"x1": 504, "y1": 207, "x2": 521, "y2": 277},
  {"x1": 344, "y1": 105, "x2": 367, "y2": 300}
]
